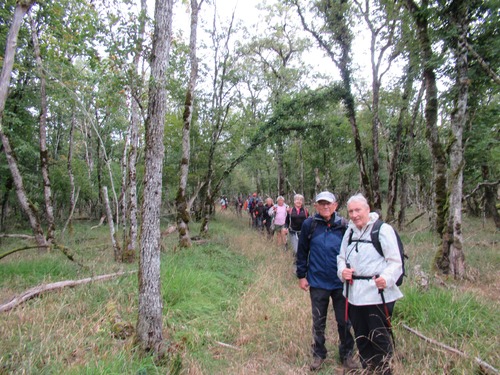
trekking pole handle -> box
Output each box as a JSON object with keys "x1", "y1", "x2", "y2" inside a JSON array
[
  {"x1": 346, "y1": 263, "x2": 353, "y2": 285},
  {"x1": 375, "y1": 274, "x2": 383, "y2": 293}
]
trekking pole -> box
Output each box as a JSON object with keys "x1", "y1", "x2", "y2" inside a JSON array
[
  {"x1": 343, "y1": 263, "x2": 353, "y2": 375},
  {"x1": 376, "y1": 275, "x2": 396, "y2": 349}
]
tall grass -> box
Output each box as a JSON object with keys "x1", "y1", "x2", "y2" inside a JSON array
[{"x1": 0, "y1": 210, "x2": 498, "y2": 374}]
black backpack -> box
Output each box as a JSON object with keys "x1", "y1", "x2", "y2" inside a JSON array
[{"x1": 347, "y1": 219, "x2": 407, "y2": 286}]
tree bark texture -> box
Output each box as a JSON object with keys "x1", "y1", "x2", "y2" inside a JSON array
[
  {"x1": 0, "y1": 1, "x2": 47, "y2": 249},
  {"x1": 30, "y1": 15, "x2": 56, "y2": 244},
  {"x1": 124, "y1": 0, "x2": 147, "y2": 263},
  {"x1": 136, "y1": 0, "x2": 173, "y2": 355},
  {"x1": 176, "y1": 0, "x2": 204, "y2": 248},
  {"x1": 446, "y1": 0, "x2": 469, "y2": 279}
]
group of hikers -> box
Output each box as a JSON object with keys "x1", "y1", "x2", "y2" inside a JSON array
[{"x1": 229, "y1": 190, "x2": 404, "y2": 374}]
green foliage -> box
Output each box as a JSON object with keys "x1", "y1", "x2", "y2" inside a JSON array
[
  {"x1": 0, "y1": 252, "x2": 79, "y2": 290},
  {"x1": 162, "y1": 243, "x2": 252, "y2": 348},
  {"x1": 396, "y1": 285, "x2": 498, "y2": 359}
]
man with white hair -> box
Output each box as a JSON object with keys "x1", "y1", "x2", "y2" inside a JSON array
[
  {"x1": 338, "y1": 193, "x2": 403, "y2": 375},
  {"x1": 296, "y1": 191, "x2": 358, "y2": 371}
]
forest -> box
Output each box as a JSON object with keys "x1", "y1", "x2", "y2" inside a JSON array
[{"x1": 0, "y1": 0, "x2": 499, "y2": 373}]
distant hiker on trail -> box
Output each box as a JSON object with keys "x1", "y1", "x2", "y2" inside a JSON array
[
  {"x1": 270, "y1": 196, "x2": 288, "y2": 250},
  {"x1": 285, "y1": 193, "x2": 308, "y2": 255},
  {"x1": 247, "y1": 193, "x2": 258, "y2": 228},
  {"x1": 254, "y1": 200, "x2": 266, "y2": 232},
  {"x1": 235, "y1": 196, "x2": 243, "y2": 217},
  {"x1": 263, "y1": 197, "x2": 275, "y2": 240},
  {"x1": 337, "y1": 193, "x2": 403, "y2": 375},
  {"x1": 296, "y1": 191, "x2": 358, "y2": 372}
]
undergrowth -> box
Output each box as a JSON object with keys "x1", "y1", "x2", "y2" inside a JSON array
[{"x1": 0, "y1": 210, "x2": 498, "y2": 374}]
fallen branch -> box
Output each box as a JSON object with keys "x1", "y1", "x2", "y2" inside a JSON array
[
  {"x1": 406, "y1": 211, "x2": 426, "y2": 226},
  {"x1": 402, "y1": 324, "x2": 499, "y2": 374},
  {"x1": 0, "y1": 233, "x2": 36, "y2": 240},
  {"x1": 0, "y1": 270, "x2": 136, "y2": 313},
  {"x1": 161, "y1": 225, "x2": 177, "y2": 237},
  {"x1": 0, "y1": 243, "x2": 84, "y2": 268},
  {"x1": 214, "y1": 341, "x2": 240, "y2": 351},
  {"x1": 0, "y1": 245, "x2": 43, "y2": 261}
]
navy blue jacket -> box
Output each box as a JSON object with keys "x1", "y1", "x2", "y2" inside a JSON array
[{"x1": 296, "y1": 213, "x2": 347, "y2": 290}]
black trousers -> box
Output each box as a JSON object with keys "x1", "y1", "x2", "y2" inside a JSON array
[
  {"x1": 349, "y1": 302, "x2": 395, "y2": 374},
  {"x1": 309, "y1": 287, "x2": 355, "y2": 361}
]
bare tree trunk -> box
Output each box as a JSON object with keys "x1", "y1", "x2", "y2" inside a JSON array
[
  {"x1": 0, "y1": 1, "x2": 47, "y2": 249},
  {"x1": 198, "y1": 8, "x2": 236, "y2": 237},
  {"x1": 63, "y1": 112, "x2": 77, "y2": 235},
  {"x1": 102, "y1": 186, "x2": 121, "y2": 262},
  {"x1": 123, "y1": 0, "x2": 147, "y2": 263},
  {"x1": 176, "y1": 0, "x2": 204, "y2": 248},
  {"x1": 136, "y1": 0, "x2": 173, "y2": 356},
  {"x1": 353, "y1": 0, "x2": 398, "y2": 211},
  {"x1": 119, "y1": 131, "x2": 129, "y2": 244},
  {"x1": 30, "y1": 15, "x2": 56, "y2": 244}
]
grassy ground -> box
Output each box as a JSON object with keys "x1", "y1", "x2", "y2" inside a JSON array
[{"x1": 0, "y1": 209, "x2": 498, "y2": 374}]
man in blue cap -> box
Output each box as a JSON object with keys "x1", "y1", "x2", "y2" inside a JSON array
[{"x1": 296, "y1": 191, "x2": 358, "y2": 371}]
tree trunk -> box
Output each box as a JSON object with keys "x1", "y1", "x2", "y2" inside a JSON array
[
  {"x1": 442, "y1": 0, "x2": 469, "y2": 278},
  {"x1": 277, "y1": 138, "x2": 285, "y2": 196},
  {"x1": 136, "y1": 0, "x2": 173, "y2": 356},
  {"x1": 294, "y1": 0, "x2": 373, "y2": 205},
  {"x1": 102, "y1": 186, "x2": 122, "y2": 262},
  {"x1": 387, "y1": 59, "x2": 416, "y2": 222},
  {"x1": 123, "y1": 0, "x2": 147, "y2": 264},
  {"x1": 176, "y1": 0, "x2": 204, "y2": 248},
  {"x1": 398, "y1": 80, "x2": 425, "y2": 228},
  {"x1": 405, "y1": 0, "x2": 448, "y2": 236},
  {"x1": 30, "y1": 15, "x2": 56, "y2": 244},
  {"x1": 62, "y1": 112, "x2": 76, "y2": 235},
  {"x1": 481, "y1": 167, "x2": 500, "y2": 229},
  {"x1": 198, "y1": 9, "x2": 236, "y2": 238},
  {"x1": 0, "y1": 1, "x2": 47, "y2": 250}
]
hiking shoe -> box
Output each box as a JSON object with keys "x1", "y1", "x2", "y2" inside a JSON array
[
  {"x1": 310, "y1": 357, "x2": 324, "y2": 371},
  {"x1": 343, "y1": 354, "x2": 360, "y2": 370}
]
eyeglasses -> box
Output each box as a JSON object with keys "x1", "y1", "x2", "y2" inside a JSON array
[{"x1": 316, "y1": 201, "x2": 333, "y2": 206}]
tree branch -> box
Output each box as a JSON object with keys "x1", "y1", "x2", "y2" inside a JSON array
[
  {"x1": 0, "y1": 271, "x2": 136, "y2": 313},
  {"x1": 402, "y1": 324, "x2": 499, "y2": 374}
]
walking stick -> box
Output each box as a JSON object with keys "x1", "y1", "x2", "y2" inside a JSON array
[
  {"x1": 343, "y1": 263, "x2": 353, "y2": 375},
  {"x1": 377, "y1": 276, "x2": 396, "y2": 349}
]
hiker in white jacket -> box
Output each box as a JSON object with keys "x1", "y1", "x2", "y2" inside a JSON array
[{"x1": 337, "y1": 194, "x2": 403, "y2": 375}]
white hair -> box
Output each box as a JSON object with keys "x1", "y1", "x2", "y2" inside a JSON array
[
  {"x1": 293, "y1": 194, "x2": 304, "y2": 202},
  {"x1": 347, "y1": 193, "x2": 370, "y2": 208}
]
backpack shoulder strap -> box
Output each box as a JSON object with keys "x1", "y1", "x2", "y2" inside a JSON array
[
  {"x1": 370, "y1": 219, "x2": 384, "y2": 258},
  {"x1": 347, "y1": 227, "x2": 354, "y2": 245},
  {"x1": 307, "y1": 219, "x2": 318, "y2": 240}
]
